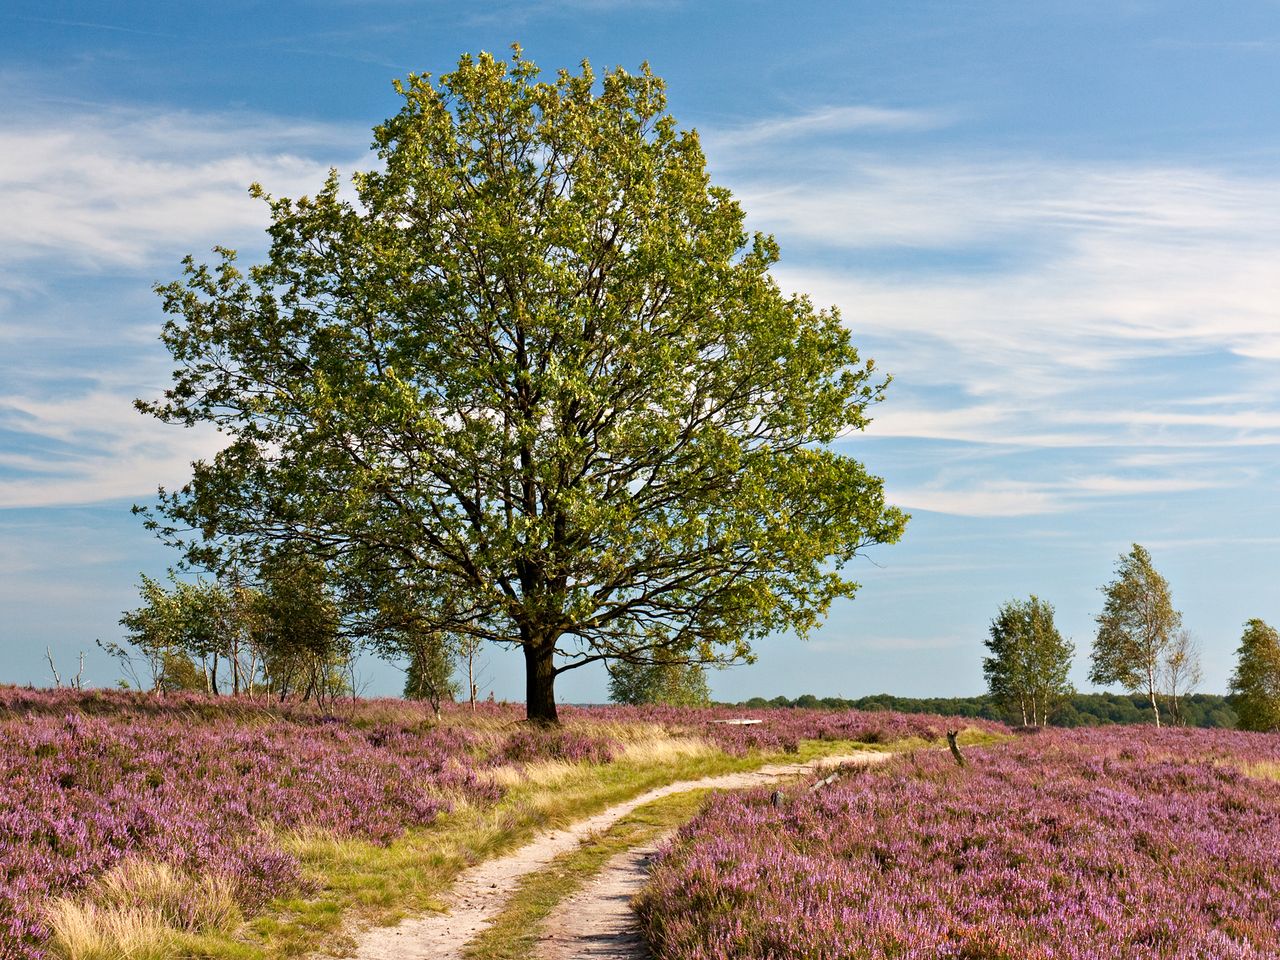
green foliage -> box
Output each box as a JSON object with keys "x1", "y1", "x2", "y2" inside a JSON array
[
  {"x1": 116, "y1": 572, "x2": 240, "y2": 692},
  {"x1": 742, "y1": 692, "x2": 1239, "y2": 729},
  {"x1": 253, "y1": 552, "x2": 350, "y2": 703},
  {"x1": 1089, "y1": 544, "x2": 1181, "y2": 726},
  {"x1": 1229, "y1": 619, "x2": 1280, "y2": 732},
  {"x1": 113, "y1": 559, "x2": 350, "y2": 700},
  {"x1": 137, "y1": 48, "x2": 907, "y2": 722},
  {"x1": 158, "y1": 650, "x2": 208, "y2": 693},
  {"x1": 982, "y1": 595, "x2": 1075, "y2": 727},
  {"x1": 402, "y1": 633, "x2": 459, "y2": 716},
  {"x1": 607, "y1": 656, "x2": 711, "y2": 706}
]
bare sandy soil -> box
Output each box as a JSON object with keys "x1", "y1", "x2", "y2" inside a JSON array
[
  {"x1": 536, "y1": 832, "x2": 668, "y2": 960},
  {"x1": 351, "y1": 752, "x2": 888, "y2": 960}
]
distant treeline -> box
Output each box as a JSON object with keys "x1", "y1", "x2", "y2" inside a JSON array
[{"x1": 733, "y1": 692, "x2": 1239, "y2": 729}]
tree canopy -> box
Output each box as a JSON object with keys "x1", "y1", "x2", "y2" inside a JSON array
[
  {"x1": 1089, "y1": 544, "x2": 1181, "y2": 727},
  {"x1": 982, "y1": 595, "x2": 1074, "y2": 727},
  {"x1": 607, "y1": 653, "x2": 711, "y2": 707},
  {"x1": 1229, "y1": 619, "x2": 1280, "y2": 732},
  {"x1": 138, "y1": 48, "x2": 907, "y2": 721}
]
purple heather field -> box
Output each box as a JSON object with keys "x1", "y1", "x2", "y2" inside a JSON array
[
  {"x1": 0, "y1": 688, "x2": 991, "y2": 960},
  {"x1": 638, "y1": 726, "x2": 1280, "y2": 960}
]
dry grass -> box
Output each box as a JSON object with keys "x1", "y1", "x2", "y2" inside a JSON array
[
  {"x1": 46, "y1": 901, "x2": 175, "y2": 960},
  {"x1": 1240, "y1": 760, "x2": 1280, "y2": 782},
  {"x1": 617, "y1": 732, "x2": 714, "y2": 764},
  {"x1": 46, "y1": 859, "x2": 243, "y2": 960}
]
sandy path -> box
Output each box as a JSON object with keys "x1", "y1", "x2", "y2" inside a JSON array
[
  {"x1": 536, "y1": 834, "x2": 668, "y2": 960},
  {"x1": 351, "y1": 752, "x2": 886, "y2": 960},
  {"x1": 538, "y1": 751, "x2": 892, "y2": 960}
]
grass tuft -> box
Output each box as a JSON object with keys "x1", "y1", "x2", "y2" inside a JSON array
[{"x1": 45, "y1": 859, "x2": 244, "y2": 960}]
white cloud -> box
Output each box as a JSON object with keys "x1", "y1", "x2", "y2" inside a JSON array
[
  {"x1": 0, "y1": 94, "x2": 360, "y2": 509},
  {"x1": 888, "y1": 481, "x2": 1070, "y2": 518},
  {"x1": 0, "y1": 389, "x2": 225, "y2": 509},
  {"x1": 887, "y1": 470, "x2": 1234, "y2": 518},
  {"x1": 0, "y1": 97, "x2": 363, "y2": 275},
  {"x1": 706, "y1": 105, "x2": 950, "y2": 150},
  {"x1": 719, "y1": 152, "x2": 1280, "y2": 476}
]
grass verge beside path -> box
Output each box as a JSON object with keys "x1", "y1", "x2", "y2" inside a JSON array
[
  {"x1": 166, "y1": 739, "x2": 833, "y2": 960},
  {"x1": 462, "y1": 789, "x2": 711, "y2": 960},
  {"x1": 466, "y1": 729, "x2": 1008, "y2": 960},
  {"x1": 163, "y1": 730, "x2": 1005, "y2": 960}
]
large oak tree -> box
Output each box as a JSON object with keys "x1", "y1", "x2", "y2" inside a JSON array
[{"x1": 139, "y1": 49, "x2": 907, "y2": 721}]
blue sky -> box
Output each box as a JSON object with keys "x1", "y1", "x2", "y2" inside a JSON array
[{"x1": 2, "y1": 1, "x2": 1279, "y2": 702}]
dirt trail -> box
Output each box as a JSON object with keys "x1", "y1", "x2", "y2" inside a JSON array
[
  {"x1": 538, "y1": 750, "x2": 892, "y2": 960},
  {"x1": 537, "y1": 835, "x2": 665, "y2": 960},
  {"x1": 351, "y1": 752, "x2": 888, "y2": 960}
]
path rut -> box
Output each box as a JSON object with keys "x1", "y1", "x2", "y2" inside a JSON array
[{"x1": 351, "y1": 752, "x2": 887, "y2": 960}]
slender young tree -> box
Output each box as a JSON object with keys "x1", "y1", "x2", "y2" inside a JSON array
[
  {"x1": 137, "y1": 49, "x2": 907, "y2": 722},
  {"x1": 982, "y1": 595, "x2": 1074, "y2": 727},
  {"x1": 402, "y1": 632, "x2": 458, "y2": 720},
  {"x1": 1229, "y1": 619, "x2": 1280, "y2": 732},
  {"x1": 1161, "y1": 628, "x2": 1203, "y2": 726},
  {"x1": 1089, "y1": 544, "x2": 1181, "y2": 728}
]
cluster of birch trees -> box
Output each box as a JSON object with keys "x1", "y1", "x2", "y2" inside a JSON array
[
  {"x1": 985, "y1": 543, "x2": 1279, "y2": 729},
  {"x1": 107, "y1": 556, "x2": 351, "y2": 702}
]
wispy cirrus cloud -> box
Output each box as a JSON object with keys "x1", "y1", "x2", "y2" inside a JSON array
[
  {"x1": 888, "y1": 472, "x2": 1230, "y2": 519},
  {"x1": 0, "y1": 94, "x2": 362, "y2": 275},
  {"x1": 705, "y1": 104, "x2": 951, "y2": 150},
  {"x1": 0, "y1": 389, "x2": 224, "y2": 509},
  {"x1": 0, "y1": 91, "x2": 363, "y2": 510},
  {"x1": 728, "y1": 156, "x2": 1280, "y2": 465},
  {"x1": 695, "y1": 110, "x2": 1280, "y2": 515}
]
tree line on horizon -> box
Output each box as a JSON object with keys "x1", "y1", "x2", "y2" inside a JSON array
[{"x1": 733, "y1": 692, "x2": 1239, "y2": 730}]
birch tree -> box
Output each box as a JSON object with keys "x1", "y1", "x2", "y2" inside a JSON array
[
  {"x1": 1089, "y1": 544, "x2": 1181, "y2": 728},
  {"x1": 982, "y1": 595, "x2": 1074, "y2": 727},
  {"x1": 1230, "y1": 619, "x2": 1280, "y2": 732}
]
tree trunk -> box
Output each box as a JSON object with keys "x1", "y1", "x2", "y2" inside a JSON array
[
  {"x1": 524, "y1": 638, "x2": 558, "y2": 724},
  {"x1": 468, "y1": 648, "x2": 477, "y2": 712},
  {"x1": 1147, "y1": 674, "x2": 1161, "y2": 728}
]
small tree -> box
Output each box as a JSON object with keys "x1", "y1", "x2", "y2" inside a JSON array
[
  {"x1": 1089, "y1": 544, "x2": 1181, "y2": 727},
  {"x1": 402, "y1": 632, "x2": 458, "y2": 719},
  {"x1": 117, "y1": 572, "x2": 241, "y2": 693},
  {"x1": 158, "y1": 650, "x2": 209, "y2": 693},
  {"x1": 1229, "y1": 619, "x2": 1280, "y2": 732},
  {"x1": 1161, "y1": 628, "x2": 1203, "y2": 726},
  {"x1": 456, "y1": 633, "x2": 488, "y2": 711},
  {"x1": 608, "y1": 654, "x2": 711, "y2": 707},
  {"x1": 982, "y1": 595, "x2": 1074, "y2": 727},
  {"x1": 116, "y1": 573, "x2": 186, "y2": 690},
  {"x1": 254, "y1": 552, "x2": 349, "y2": 704}
]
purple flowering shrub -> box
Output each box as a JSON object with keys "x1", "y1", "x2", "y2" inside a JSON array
[
  {"x1": 0, "y1": 688, "x2": 999, "y2": 960},
  {"x1": 497, "y1": 726, "x2": 619, "y2": 765},
  {"x1": 0, "y1": 691, "x2": 539, "y2": 960},
  {"x1": 638, "y1": 726, "x2": 1280, "y2": 960}
]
